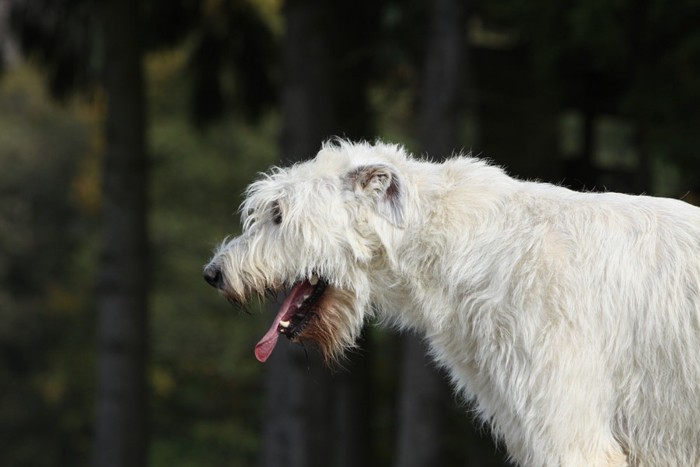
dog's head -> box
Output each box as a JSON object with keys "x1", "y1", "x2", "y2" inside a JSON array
[{"x1": 203, "y1": 140, "x2": 409, "y2": 363}]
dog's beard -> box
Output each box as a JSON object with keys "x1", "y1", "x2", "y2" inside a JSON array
[{"x1": 253, "y1": 275, "x2": 361, "y2": 364}]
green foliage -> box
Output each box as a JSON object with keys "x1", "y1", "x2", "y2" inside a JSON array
[
  {"x1": 9, "y1": 0, "x2": 100, "y2": 99},
  {"x1": 148, "y1": 50, "x2": 278, "y2": 467},
  {"x1": 0, "y1": 64, "x2": 97, "y2": 466},
  {"x1": 0, "y1": 52, "x2": 280, "y2": 467},
  {"x1": 484, "y1": 0, "x2": 700, "y2": 187}
]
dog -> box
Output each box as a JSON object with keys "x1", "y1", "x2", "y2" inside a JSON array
[{"x1": 204, "y1": 140, "x2": 700, "y2": 466}]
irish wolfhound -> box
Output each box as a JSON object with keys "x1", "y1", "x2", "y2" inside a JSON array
[{"x1": 203, "y1": 140, "x2": 700, "y2": 466}]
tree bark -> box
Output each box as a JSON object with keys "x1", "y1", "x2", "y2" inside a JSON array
[{"x1": 92, "y1": 0, "x2": 149, "y2": 466}]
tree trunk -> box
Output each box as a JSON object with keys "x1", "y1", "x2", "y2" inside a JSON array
[
  {"x1": 92, "y1": 0, "x2": 149, "y2": 466},
  {"x1": 395, "y1": 1, "x2": 467, "y2": 466},
  {"x1": 420, "y1": 0, "x2": 469, "y2": 157},
  {"x1": 394, "y1": 336, "x2": 446, "y2": 467},
  {"x1": 277, "y1": 0, "x2": 334, "y2": 163},
  {"x1": 333, "y1": 332, "x2": 374, "y2": 467},
  {"x1": 261, "y1": 2, "x2": 335, "y2": 467},
  {"x1": 262, "y1": 2, "x2": 380, "y2": 465}
]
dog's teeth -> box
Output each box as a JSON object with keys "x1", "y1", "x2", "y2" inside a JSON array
[
  {"x1": 279, "y1": 320, "x2": 290, "y2": 328},
  {"x1": 309, "y1": 274, "x2": 319, "y2": 285},
  {"x1": 303, "y1": 294, "x2": 310, "y2": 300}
]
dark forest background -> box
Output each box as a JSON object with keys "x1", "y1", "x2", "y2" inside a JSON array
[{"x1": 1, "y1": 0, "x2": 699, "y2": 466}]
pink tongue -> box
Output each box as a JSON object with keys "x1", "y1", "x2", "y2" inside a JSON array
[
  {"x1": 254, "y1": 280, "x2": 313, "y2": 362},
  {"x1": 254, "y1": 326, "x2": 281, "y2": 363}
]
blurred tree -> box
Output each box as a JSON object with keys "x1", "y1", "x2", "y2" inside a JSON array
[
  {"x1": 485, "y1": 0, "x2": 700, "y2": 192},
  {"x1": 419, "y1": 0, "x2": 469, "y2": 154},
  {"x1": 260, "y1": 2, "x2": 336, "y2": 466},
  {"x1": 394, "y1": 0, "x2": 469, "y2": 465},
  {"x1": 394, "y1": 1, "x2": 511, "y2": 464},
  {"x1": 11, "y1": 0, "x2": 277, "y2": 126},
  {"x1": 394, "y1": 0, "x2": 506, "y2": 466},
  {"x1": 11, "y1": 0, "x2": 150, "y2": 465},
  {"x1": 92, "y1": 0, "x2": 150, "y2": 465},
  {"x1": 9, "y1": 0, "x2": 98, "y2": 99},
  {"x1": 188, "y1": 0, "x2": 277, "y2": 126},
  {"x1": 0, "y1": 66, "x2": 96, "y2": 467},
  {"x1": 332, "y1": 332, "x2": 375, "y2": 467},
  {"x1": 263, "y1": 2, "x2": 381, "y2": 467},
  {"x1": 9, "y1": 2, "x2": 280, "y2": 466}
]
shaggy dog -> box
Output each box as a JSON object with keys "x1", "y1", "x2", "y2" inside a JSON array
[{"x1": 204, "y1": 140, "x2": 700, "y2": 466}]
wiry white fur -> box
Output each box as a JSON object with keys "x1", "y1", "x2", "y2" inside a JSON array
[{"x1": 206, "y1": 140, "x2": 700, "y2": 466}]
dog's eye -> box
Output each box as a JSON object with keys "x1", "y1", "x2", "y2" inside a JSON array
[{"x1": 271, "y1": 201, "x2": 283, "y2": 225}]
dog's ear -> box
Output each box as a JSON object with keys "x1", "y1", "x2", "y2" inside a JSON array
[{"x1": 345, "y1": 164, "x2": 405, "y2": 227}]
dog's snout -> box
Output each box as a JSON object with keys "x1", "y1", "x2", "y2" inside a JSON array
[{"x1": 203, "y1": 265, "x2": 223, "y2": 288}]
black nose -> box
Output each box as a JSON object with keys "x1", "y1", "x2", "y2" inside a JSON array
[{"x1": 203, "y1": 266, "x2": 223, "y2": 288}]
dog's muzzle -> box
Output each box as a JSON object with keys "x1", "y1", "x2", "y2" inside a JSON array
[{"x1": 203, "y1": 265, "x2": 223, "y2": 289}]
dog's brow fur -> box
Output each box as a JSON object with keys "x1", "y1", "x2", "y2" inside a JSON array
[{"x1": 206, "y1": 139, "x2": 700, "y2": 467}]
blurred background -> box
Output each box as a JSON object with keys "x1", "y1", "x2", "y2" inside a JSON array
[{"x1": 1, "y1": 0, "x2": 699, "y2": 466}]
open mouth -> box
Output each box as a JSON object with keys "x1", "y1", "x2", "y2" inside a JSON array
[{"x1": 255, "y1": 274, "x2": 328, "y2": 362}]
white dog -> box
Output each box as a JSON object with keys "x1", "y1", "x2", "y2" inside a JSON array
[{"x1": 204, "y1": 140, "x2": 700, "y2": 466}]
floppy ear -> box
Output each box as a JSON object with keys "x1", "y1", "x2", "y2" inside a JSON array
[{"x1": 345, "y1": 164, "x2": 405, "y2": 227}]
